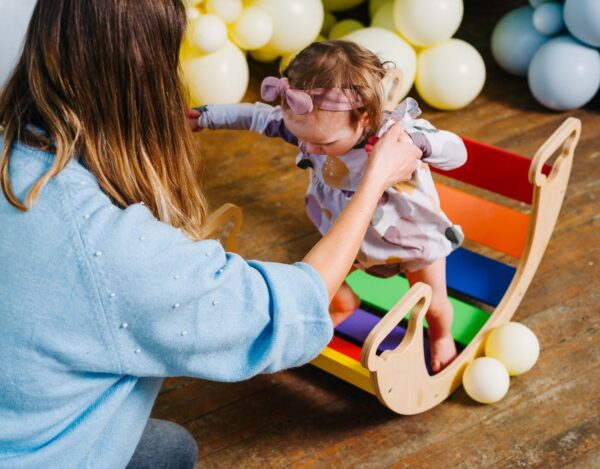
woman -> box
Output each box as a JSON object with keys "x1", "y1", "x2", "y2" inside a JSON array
[{"x1": 0, "y1": 1, "x2": 421, "y2": 468}]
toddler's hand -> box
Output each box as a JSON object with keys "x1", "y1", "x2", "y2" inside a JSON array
[{"x1": 187, "y1": 108, "x2": 202, "y2": 132}]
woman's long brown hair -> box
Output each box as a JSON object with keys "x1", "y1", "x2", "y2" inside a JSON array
[{"x1": 0, "y1": 0, "x2": 208, "y2": 239}]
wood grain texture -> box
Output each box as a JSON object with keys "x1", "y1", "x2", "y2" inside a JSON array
[{"x1": 151, "y1": 0, "x2": 600, "y2": 466}]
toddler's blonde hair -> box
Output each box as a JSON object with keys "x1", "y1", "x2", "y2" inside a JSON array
[{"x1": 282, "y1": 40, "x2": 389, "y2": 134}]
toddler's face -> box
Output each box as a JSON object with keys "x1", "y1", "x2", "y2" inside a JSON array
[{"x1": 283, "y1": 109, "x2": 366, "y2": 157}]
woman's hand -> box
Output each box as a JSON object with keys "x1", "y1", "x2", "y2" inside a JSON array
[
  {"x1": 187, "y1": 108, "x2": 202, "y2": 132},
  {"x1": 363, "y1": 123, "x2": 422, "y2": 192}
]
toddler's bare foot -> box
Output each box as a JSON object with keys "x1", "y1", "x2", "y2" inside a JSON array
[
  {"x1": 429, "y1": 335, "x2": 457, "y2": 374},
  {"x1": 329, "y1": 283, "x2": 360, "y2": 326}
]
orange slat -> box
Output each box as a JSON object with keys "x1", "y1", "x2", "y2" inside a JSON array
[{"x1": 436, "y1": 183, "x2": 530, "y2": 258}]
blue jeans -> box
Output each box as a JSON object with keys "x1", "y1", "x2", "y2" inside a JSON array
[{"x1": 126, "y1": 419, "x2": 198, "y2": 469}]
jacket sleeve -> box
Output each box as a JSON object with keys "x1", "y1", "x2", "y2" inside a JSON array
[
  {"x1": 197, "y1": 103, "x2": 299, "y2": 145},
  {"x1": 74, "y1": 192, "x2": 331, "y2": 381}
]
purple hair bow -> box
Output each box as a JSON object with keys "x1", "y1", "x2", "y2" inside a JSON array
[{"x1": 260, "y1": 76, "x2": 364, "y2": 115}]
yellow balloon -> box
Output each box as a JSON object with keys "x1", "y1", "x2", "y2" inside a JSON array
[
  {"x1": 322, "y1": 0, "x2": 366, "y2": 12},
  {"x1": 251, "y1": 0, "x2": 323, "y2": 54},
  {"x1": 415, "y1": 38, "x2": 485, "y2": 110},
  {"x1": 181, "y1": 40, "x2": 249, "y2": 105},
  {"x1": 369, "y1": 0, "x2": 392, "y2": 18},
  {"x1": 321, "y1": 11, "x2": 337, "y2": 37},
  {"x1": 329, "y1": 19, "x2": 364, "y2": 39},
  {"x1": 393, "y1": 0, "x2": 463, "y2": 47},
  {"x1": 343, "y1": 27, "x2": 417, "y2": 101},
  {"x1": 230, "y1": 6, "x2": 273, "y2": 50},
  {"x1": 249, "y1": 44, "x2": 279, "y2": 63},
  {"x1": 371, "y1": 2, "x2": 396, "y2": 32}
]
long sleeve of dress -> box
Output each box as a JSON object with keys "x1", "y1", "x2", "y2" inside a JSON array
[{"x1": 197, "y1": 103, "x2": 298, "y2": 145}]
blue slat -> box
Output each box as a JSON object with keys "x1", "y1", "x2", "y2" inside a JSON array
[{"x1": 446, "y1": 248, "x2": 516, "y2": 306}]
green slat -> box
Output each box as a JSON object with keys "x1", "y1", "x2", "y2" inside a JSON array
[{"x1": 346, "y1": 270, "x2": 490, "y2": 347}]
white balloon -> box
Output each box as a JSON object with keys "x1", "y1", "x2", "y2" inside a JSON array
[
  {"x1": 189, "y1": 14, "x2": 228, "y2": 54},
  {"x1": 393, "y1": 0, "x2": 464, "y2": 47},
  {"x1": 462, "y1": 357, "x2": 510, "y2": 404},
  {"x1": 230, "y1": 6, "x2": 273, "y2": 50},
  {"x1": 182, "y1": 40, "x2": 249, "y2": 104},
  {"x1": 0, "y1": 0, "x2": 37, "y2": 88},
  {"x1": 250, "y1": 0, "x2": 323, "y2": 54},
  {"x1": 205, "y1": 0, "x2": 243, "y2": 23},
  {"x1": 343, "y1": 27, "x2": 417, "y2": 101}
]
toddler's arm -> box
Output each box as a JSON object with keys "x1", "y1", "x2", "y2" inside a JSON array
[
  {"x1": 194, "y1": 103, "x2": 298, "y2": 145},
  {"x1": 405, "y1": 119, "x2": 467, "y2": 171}
]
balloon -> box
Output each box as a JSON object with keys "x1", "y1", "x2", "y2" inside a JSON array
[
  {"x1": 0, "y1": 0, "x2": 37, "y2": 88},
  {"x1": 188, "y1": 14, "x2": 228, "y2": 54},
  {"x1": 186, "y1": 7, "x2": 202, "y2": 21},
  {"x1": 322, "y1": 0, "x2": 366, "y2": 12},
  {"x1": 249, "y1": 44, "x2": 280, "y2": 63},
  {"x1": 369, "y1": 0, "x2": 393, "y2": 18},
  {"x1": 343, "y1": 27, "x2": 417, "y2": 101},
  {"x1": 329, "y1": 19, "x2": 364, "y2": 39},
  {"x1": 485, "y1": 322, "x2": 540, "y2": 376},
  {"x1": 205, "y1": 0, "x2": 243, "y2": 23},
  {"x1": 528, "y1": 35, "x2": 600, "y2": 110},
  {"x1": 321, "y1": 11, "x2": 338, "y2": 37},
  {"x1": 229, "y1": 6, "x2": 273, "y2": 50},
  {"x1": 416, "y1": 38, "x2": 486, "y2": 110},
  {"x1": 532, "y1": 2, "x2": 565, "y2": 36},
  {"x1": 529, "y1": 0, "x2": 556, "y2": 6},
  {"x1": 564, "y1": 0, "x2": 600, "y2": 47},
  {"x1": 491, "y1": 6, "x2": 549, "y2": 77},
  {"x1": 393, "y1": 0, "x2": 463, "y2": 47},
  {"x1": 182, "y1": 40, "x2": 249, "y2": 104},
  {"x1": 462, "y1": 357, "x2": 510, "y2": 404},
  {"x1": 251, "y1": 0, "x2": 323, "y2": 54},
  {"x1": 371, "y1": 2, "x2": 397, "y2": 33}
]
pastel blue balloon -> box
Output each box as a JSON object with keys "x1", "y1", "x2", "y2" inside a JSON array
[
  {"x1": 492, "y1": 6, "x2": 549, "y2": 77},
  {"x1": 533, "y1": 2, "x2": 565, "y2": 36},
  {"x1": 528, "y1": 35, "x2": 600, "y2": 110},
  {"x1": 564, "y1": 0, "x2": 600, "y2": 47},
  {"x1": 529, "y1": 0, "x2": 555, "y2": 6}
]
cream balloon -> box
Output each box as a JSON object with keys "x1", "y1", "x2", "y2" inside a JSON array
[
  {"x1": 393, "y1": 0, "x2": 464, "y2": 47},
  {"x1": 186, "y1": 7, "x2": 202, "y2": 21},
  {"x1": 182, "y1": 40, "x2": 249, "y2": 105},
  {"x1": 371, "y1": 2, "x2": 397, "y2": 32},
  {"x1": 189, "y1": 14, "x2": 228, "y2": 54},
  {"x1": 415, "y1": 38, "x2": 485, "y2": 110},
  {"x1": 330, "y1": 19, "x2": 364, "y2": 39},
  {"x1": 343, "y1": 27, "x2": 417, "y2": 101},
  {"x1": 322, "y1": 0, "x2": 366, "y2": 12},
  {"x1": 205, "y1": 0, "x2": 243, "y2": 23},
  {"x1": 462, "y1": 357, "x2": 510, "y2": 404},
  {"x1": 230, "y1": 6, "x2": 273, "y2": 50},
  {"x1": 250, "y1": 0, "x2": 323, "y2": 54},
  {"x1": 485, "y1": 322, "x2": 540, "y2": 376}
]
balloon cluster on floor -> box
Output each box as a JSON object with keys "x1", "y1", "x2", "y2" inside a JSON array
[
  {"x1": 181, "y1": 0, "x2": 487, "y2": 111},
  {"x1": 328, "y1": 0, "x2": 486, "y2": 111},
  {"x1": 462, "y1": 322, "x2": 540, "y2": 404},
  {"x1": 492, "y1": 0, "x2": 600, "y2": 110}
]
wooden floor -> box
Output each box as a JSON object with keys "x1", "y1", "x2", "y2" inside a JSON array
[{"x1": 152, "y1": 1, "x2": 600, "y2": 467}]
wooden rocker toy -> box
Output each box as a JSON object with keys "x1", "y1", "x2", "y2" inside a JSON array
[{"x1": 203, "y1": 117, "x2": 581, "y2": 416}]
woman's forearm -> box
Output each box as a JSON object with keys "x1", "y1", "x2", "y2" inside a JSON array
[{"x1": 302, "y1": 175, "x2": 383, "y2": 300}]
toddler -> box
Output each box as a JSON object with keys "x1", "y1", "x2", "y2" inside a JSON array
[{"x1": 191, "y1": 40, "x2": 468, "y2": 373}]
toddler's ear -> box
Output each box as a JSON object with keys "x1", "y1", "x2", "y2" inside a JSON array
[
  {"x1": 382, "y1": 68, "x2": 404, "y2": 112},
  {"x1": 359, "y1": 111, "x2": 370, "y2": 128}
]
